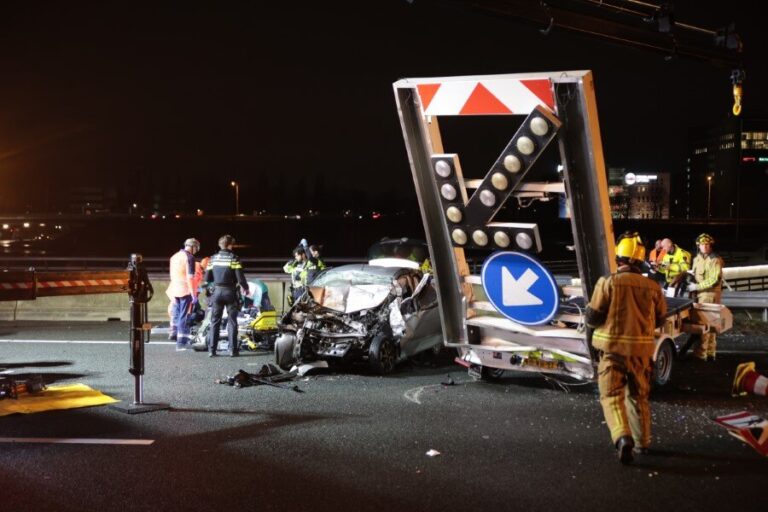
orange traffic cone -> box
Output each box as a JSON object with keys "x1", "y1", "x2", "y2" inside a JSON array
[{"x1": 732, "y1": 362, "x2": 768, "y2": 397}]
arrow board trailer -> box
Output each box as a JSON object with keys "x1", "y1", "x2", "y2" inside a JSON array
[{"x1": 393, "y1": 71, "x2": 732, "y2": 386}]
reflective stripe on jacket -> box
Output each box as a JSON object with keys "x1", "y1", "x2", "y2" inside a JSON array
[
  {"x1": 692, "y1": 252, "x2": 724, "y2": 292},
  {"x1": 283, "y1": 260, "x2": 307, "y2": 288},
  {"x1": 661, "y1": 246, "x2": 691, "y2": 284},
  {"x1": 587, "y1": 270, "x2": 667, "y2": 357},
  {"x1": 167, "y1": 249, "x2": 195, "y2": 297}
]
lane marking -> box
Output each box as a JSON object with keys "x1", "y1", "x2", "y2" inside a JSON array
[
  {"x1": 0, "y1": 339, "x2": 175, "y2": 345},
  {"x1": 0, "y1": 437, "x2": 154, "y2": 445}
]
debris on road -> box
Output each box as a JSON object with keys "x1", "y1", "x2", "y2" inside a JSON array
[{"x1": 215, "y1": 365, "x2": 304, "y2": 393}]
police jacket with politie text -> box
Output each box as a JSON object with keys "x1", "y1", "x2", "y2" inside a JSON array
[{"x1": 205, "y1": 250, "x2": 249, "y2": 293}]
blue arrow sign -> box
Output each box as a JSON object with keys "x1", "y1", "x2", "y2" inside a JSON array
[{"x1": 481, "y1": 251, "x2": 560, "y2": 326}]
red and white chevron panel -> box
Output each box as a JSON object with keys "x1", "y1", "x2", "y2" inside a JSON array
[{"x1": 416, "y1": 78, "x2": 554, "y2": 116}]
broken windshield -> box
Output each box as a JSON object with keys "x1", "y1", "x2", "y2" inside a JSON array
[{"x1": 312, "y1": 268, "x2": 393, "y2": 288}]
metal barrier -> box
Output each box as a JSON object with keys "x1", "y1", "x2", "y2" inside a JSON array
[
  {"x1": 721, "y1": 291, "x2": 768, "y2": 321},
  {"x1": 0, "y1": 269, "x2": 129, "y2": 301},
  {"x1": 0, "y1": 256, "x2": 367, "y2": 274}
]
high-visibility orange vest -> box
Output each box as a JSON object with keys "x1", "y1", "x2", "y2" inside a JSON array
[
  {"x1": 167, "y1": 250, "x2": 194, "y2": 297},
  {"x1": 649, "y1": 248, "x2": 666, "y2": 264}
]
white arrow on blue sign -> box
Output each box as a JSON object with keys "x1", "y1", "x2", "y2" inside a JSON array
[{"x1": 481, "y1": 251, "x2": 560, "y2": 326}]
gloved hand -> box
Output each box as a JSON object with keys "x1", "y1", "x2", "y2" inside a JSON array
[
  {"x1": 686, "y1": 283, "x2": 698, "y2": 293},
  {"x1": 300, "y1": 238, "x2": 308, "y2": 247}
]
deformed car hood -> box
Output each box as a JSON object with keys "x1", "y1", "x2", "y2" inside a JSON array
[{"x1": 308, "y1": 284, "x2": 391, "y2": 313}]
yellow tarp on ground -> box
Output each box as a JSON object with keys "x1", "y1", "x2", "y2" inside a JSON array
[{"x1": 0, "y1": 384, "x2": 119, "y2": 417}]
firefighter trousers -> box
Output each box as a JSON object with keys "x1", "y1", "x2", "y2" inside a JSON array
[
  {"x1": 597, "y1": 353, "x2": 652, "y2": 448},
  {"x1": 693, "y1": 290, "x2": 721, "y2": 360}
]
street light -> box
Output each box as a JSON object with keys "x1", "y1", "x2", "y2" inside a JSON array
[
  {"x1": 706, "y1": 175, "x2": 713, "y2": 220},
  {"x1": 230, "y1": 181, "x2": 240, "y2": 215}
]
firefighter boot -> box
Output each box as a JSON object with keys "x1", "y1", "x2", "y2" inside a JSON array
[{"x1": 616, "y1": 435, "x2": 634, "y2": 465}]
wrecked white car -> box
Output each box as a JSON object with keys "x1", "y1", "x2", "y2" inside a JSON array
[{"x1": 274, "y1": 262, "x2": 442, "y2": 374}]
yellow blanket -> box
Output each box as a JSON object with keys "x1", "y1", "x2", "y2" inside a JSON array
[{"x1": 0, "y1": 383, "x2": 119, "y2": 417}]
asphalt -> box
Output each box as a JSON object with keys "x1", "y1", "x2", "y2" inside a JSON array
[{"x1": 1, "y1": 321, "x2": 768, "y2": 512}]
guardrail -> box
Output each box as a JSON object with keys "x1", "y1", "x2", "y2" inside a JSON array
[{"x1": 0, "y1": 256, "x2": 367, "y2": 274}]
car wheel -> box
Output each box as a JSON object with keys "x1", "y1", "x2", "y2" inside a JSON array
[
  {"x1": 274, "y1": 334, "x2": 297, "y2": 371},
  {"x1": 653, "y1": 340, "x2": 675, "y2": 387},
  {"x1": 369, "y1": 334, "x2": 397, "y2": 375}
]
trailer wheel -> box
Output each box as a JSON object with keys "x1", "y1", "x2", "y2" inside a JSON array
[
  {"x1": 653, "y1": 340, "x2": 675, "y2": 387},
  {"x1": 469, "y1": 365, "x2": 504, "y2": 381}
]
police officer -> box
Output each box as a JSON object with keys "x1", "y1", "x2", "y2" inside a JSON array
[
  {"x1": 283, "y1": 244, "x2": 308, "y2": 305},
  {"x1": 686, "y1": 233, "x2": 724, "y2": 361},
  {"x1": 586, "y1": 232, "x2": 667, "y2": 464},
  {"x1": 305, "y1": 243, "x2": 326, "y2": 284},
  {"x1": 205, "y1": 235, "x2": 249, "y2": 357}
]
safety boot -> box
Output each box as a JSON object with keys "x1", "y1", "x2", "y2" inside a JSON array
[{"x1": 616, "y1": 435, "x2": 634, "y2": 465}]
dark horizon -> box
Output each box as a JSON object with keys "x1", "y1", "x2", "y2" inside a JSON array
[{"x1": 1, "y1": 1, "x2": 766, "y2": 216}]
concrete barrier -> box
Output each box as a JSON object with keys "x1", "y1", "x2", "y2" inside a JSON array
[{"x1": 0, "y1": 276, "x2": 290, "y2": 322}]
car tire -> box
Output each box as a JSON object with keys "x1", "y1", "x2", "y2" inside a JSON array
[
  {"x1": 274, "y1": 334, "x2": 297, "y2": 371},
  {"x1": 653, "y1": 340, "x2": 675, "y2": 387},
  {"x1": 369, "y1": 334, "x2": 397, "y2": 375}
]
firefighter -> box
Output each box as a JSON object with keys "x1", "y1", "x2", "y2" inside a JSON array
[
  {"x1": 167, "y1": 238, "x2": 200, "y2": 350},
  {"x1": 659, "y1": 238, "x2": 691, "y2": 288},
  {"x1": 586, "y1": 232, "x2": 667, "y2": 464},
  {"x1": 686, "y1": 233, "x2": 724, "y2": 361},
  {"x1": 205, "y1": 235, "x2": 249, "y2": 357},
  {"x1": 283, "y1": 244, "x2": 308, "y2": 305}
]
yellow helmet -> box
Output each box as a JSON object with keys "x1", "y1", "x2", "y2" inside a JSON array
[
  {"x1": 695, "y1": 233, "x2": 715, "y2": 245},
  {"x1": 616, "y1": 232, "x2": 645, "y2": 263}
]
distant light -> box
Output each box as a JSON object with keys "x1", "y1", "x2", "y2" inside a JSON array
[
  {"x1": 372, "y1": 212, "x2": 381, "y2": 219},
  {"x1": 39, "y1": 223, "x2": 45, "y2": 227},
  {"x1": 23, "y1": 222, "x2": 30, "y2": 228},
  {"x1": 175, "y1": 214, "x2": 181, "y2": 219},
  {"x1": 760, "y1": 157, "x2": 768, "y2": 162},
  {"x1": 1, "y1": 224, "x2": 8, "y2": 229}
]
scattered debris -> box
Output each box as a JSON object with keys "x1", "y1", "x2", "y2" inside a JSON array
[
  {"x1": 294, "y1": 361, "x2": 329, "y2": 377},
  {"x1": 216, "y1": 365, "x2": 303, "y2": 393},
  {"x1": 425, "y1": 449, "x2": 441, "y2": 457},
  {"x1": 441, "y1": 375, "x2": 455, "y2": 386}
]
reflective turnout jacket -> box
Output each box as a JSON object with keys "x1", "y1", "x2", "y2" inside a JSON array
[
  {"x1": 660, "y1": 246, "x2": 691, "y2": 284},
  {"x1": 283, "y1": 259, "x2": 307, "y2": 289},
  {"x1": 692, "y1": 252, "x2": 724, "y2": 293},
  {"x1": 586, "y1": 268, "x2": 667, "y2": 357}
]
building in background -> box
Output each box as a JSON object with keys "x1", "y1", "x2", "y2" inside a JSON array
[
  {"x1": 679, "y1": 117, "x2": 768, "y2": 220},
  {"x1": 607, "y1": 167, "x2": 670, "y2": 219}
]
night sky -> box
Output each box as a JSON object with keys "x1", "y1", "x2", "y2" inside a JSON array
[{"x1": 0, "y1": 1, "x2": 765, "y2": 215}]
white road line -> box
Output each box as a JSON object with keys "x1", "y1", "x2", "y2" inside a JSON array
[
  {"x1": 0, "y1": 339, "x2": 175, "y2": 345},
  {"x1": 0, "y1": 437, "x2": 154, "y2": 445}
]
